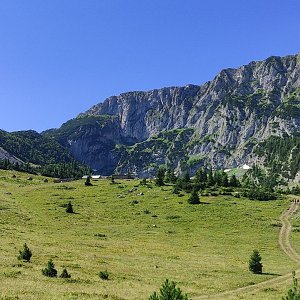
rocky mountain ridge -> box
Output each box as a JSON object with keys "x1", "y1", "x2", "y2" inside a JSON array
[
  {"x1": 1, "y1": 53, "x2": 300, "y2": 178},
  {"x1": 74, "y1": 53, "x2": 300, "y2": 176}
]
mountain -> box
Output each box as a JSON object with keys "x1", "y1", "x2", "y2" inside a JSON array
[
  {"x1": 2, "y1": 53, "x2": 300, "y2": 180},
  {"x1": 44, "y1": 53, "x2": 300, "y2": 178}
]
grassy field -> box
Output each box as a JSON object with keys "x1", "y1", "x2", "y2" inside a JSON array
[{"x1": 0, "y1": 169, "x2": 298, "y2": 299}]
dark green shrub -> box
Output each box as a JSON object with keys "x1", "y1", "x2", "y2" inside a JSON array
[
  {"x1": 94, "y1": 233, "x2": 106, "y2": 238},
  {"x1": 66, "y1": 201, "x2": 74, "y2": 213},
  {"x1": 18, "y1": 243, "x2": 32, "y2": 262},
  {"x1": 42, "y1": 259, "x2": 57, "y2": 277},
  {"x1": 99, "y1": 270, "x2": 109, "y2": 280},
  {"x1": 60, "y1": 268, "x2": 71, "y2": 278},
  {"x1": 149, "y1": 279, "x2": 189, "y2": 300},
  {"x1": 249, "y1": 250, "x2": 263, "y2": 274}
]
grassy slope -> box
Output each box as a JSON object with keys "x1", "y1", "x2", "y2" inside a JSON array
[{"x1": 0, "y1": 170, "x2": 297, "y2": 299}]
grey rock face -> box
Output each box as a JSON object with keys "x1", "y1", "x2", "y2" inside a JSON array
[
  {"x1": 66, "y1": 54, "x2": 300, "y2": 175},
  {"x1": 0, "y1": 146, "x2": 23, "y2": 164}
]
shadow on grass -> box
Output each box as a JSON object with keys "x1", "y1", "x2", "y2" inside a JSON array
[{"x1": 261, "y1": 272, "x2": 281, "y2": 276}]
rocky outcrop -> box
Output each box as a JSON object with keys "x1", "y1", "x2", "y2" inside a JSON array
[
  {"x1": 0, "y1": 146, "x2": 23, "y2": 164},
  {"x1": 43, "y1": 115, "x2": 138, "y2": 174}
]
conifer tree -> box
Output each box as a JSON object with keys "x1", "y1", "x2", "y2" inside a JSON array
[
  {"x1": 66, "y1": 201, "x2": 74, "y2": 213},
  {"x1": 156, "y1": 166, "x2": 165, "y2": 186},
  {"x1": 42, "y1": 259, "x2": 57, "y2": 277},
  {"x1": 18, "y1": 243, "x2": 32, "y2": 262},
  {"x1": 85, "y1": 176, "x2": 92, "y2": 186},
  {"x1": 249, "y1": 249, "x2": 263, "y2": 274},
  {"x1": 282, "y1": 271, "x2": 300, "y2": 300},
  {"x1": 188, "y1": 190, "x2": 200, "y2": 204},
  {"x1": 149, "y1": 279, "x2": 189, "y2": 300},
  {"x1": 60, "y1": 268, "x2": 71, "y2": 278}
]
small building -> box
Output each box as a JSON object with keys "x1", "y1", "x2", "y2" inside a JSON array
[
  {"x1": 242, "y1": 164, "x2": 251, "y2": 170},
  {"x1": 82, "y1": 175, "x2": 102, "y2": 179}
]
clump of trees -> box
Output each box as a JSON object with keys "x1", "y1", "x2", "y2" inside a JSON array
[
  {"x1": 42, "y1": 259, "x2": 71, "y2": 278},
  {"x1": 149, "y1": 279, "x2": 189, "y2": 300},
  {"x1": 0, "y1": 159, "x2": 91, "y2": 179},
  {"x1": 249, "y1": 250, "x2": 263, "y2": 274}
]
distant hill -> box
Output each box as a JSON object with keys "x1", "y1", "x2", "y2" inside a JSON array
[{"x1": 0, "y1": 129, "x2": 73, "y2": 165}]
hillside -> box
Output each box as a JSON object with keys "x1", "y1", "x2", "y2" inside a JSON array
[
  {"x1": 0, "y1": 169, "x2": 298, "y2": 299},
  {"x1": 0, "y1": 129, "x2": 74, "y2": 165},
  {"x1": 45, "y1": 54, "x2": 300, "y2": 178}
]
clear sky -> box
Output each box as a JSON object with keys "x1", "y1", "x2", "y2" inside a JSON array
[{"x1": 0, "y1": 0, "x2": 300, "y2": 132}]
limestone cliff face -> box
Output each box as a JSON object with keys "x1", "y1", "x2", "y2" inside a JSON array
[
  {"x1": 43, "y1": 115, "x2": 137, "y2": 175},
  {"x1": 72, "y1": 54, "x2": 300, "y2": 175}
]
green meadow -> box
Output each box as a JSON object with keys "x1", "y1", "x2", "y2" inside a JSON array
[{"x1": 0, "y1": 170, "x2": 298, "y2": 299}]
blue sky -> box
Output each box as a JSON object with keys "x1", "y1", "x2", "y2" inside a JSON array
[{"x1": 0, "y1": 0, "x2": 300, "y2": 132}]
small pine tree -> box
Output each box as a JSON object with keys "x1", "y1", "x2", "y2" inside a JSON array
[
  {"x1": 229, "y1": 174, "x2": 239, "y2": 187},
  {"x1": 249, "y1": 249, "x2": 263, "y2": 274},
  {"x1": 85, "y1": 176, "x2": 92, "y2": 186},
  {"x1": 60, "y1": 268, "x2": 71, "y2": 278},
  {"x1": 18, "y1": 243, "x2": 32, "y2": 262},
  {"x1": 149, "y1": 279, "x2": 189, "y2": 300},
  {"x1": 42, "y1": 259, "x2": 57, "y2": 277},
  {"x1": 165, "y1": 168, "x2": 177, "y2": 183},
  {"x1": 188, "y1": 190, "x2": 200, "y2": 204},
  {"x1": 99, "y1": 270, "x2": 109, "y2": 280},
  {"x1": 282, "y1": 271, "x2": 300, "y2": 300},
  {"x1": 183, "y1": 171, "x2": 190, "y2": 183},
  {"x1": 66, "y1": 201, "x2": 74, "y2": 213},
  {"x1": 156, "y1": 166, "x2": 165, "y2": 186}
]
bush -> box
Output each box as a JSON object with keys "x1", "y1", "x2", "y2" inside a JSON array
[
  {"x1": 42, "y1": 259, "x2": 57, "y2": 277},
  {"x1": 66, "y1": 201, "x2": 74, "y2": 213},
  {"x1": 59, "y1": 268, "x2": 71, "y2": 278},
  {"x1": 188, "y1": 190, "x2": 200, "y2": 204},
  {"x1": 18, "y1": 243, "x2": 32, "y2": 262},
  {"x1": 149, "y1": 279, "x2": 189, "y2": 300},
  {"x1": 249, "y1": 250, "x2": 263, "y2": 274},
  {"x1": 99, "y1": 270, "x2": 109, "y2": 280}
]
